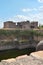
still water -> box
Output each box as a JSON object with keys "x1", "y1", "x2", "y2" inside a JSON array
[{"x1": 0, "y1": 47, "x2": 36, "y2": 61}]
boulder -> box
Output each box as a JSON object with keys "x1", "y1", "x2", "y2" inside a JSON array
[{"x1": 36, "y1": 40, "x2": 43, "y2": 51}]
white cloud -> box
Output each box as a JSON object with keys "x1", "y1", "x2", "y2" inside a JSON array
[
  {"x1": 14, "y1": 15, "x2": 31, "y2": 21},
  {"x1": 22, "y1": 6, "x2": 43, "y2": 13},
  {"x1": 33, "y1": 8, "x2": 37, "y2": 11},
  {"x1": 38, "y1": 6, "x2": 43, "y2": 14},
  {"x1": 0, "y1": 22, "x2": 3, "y2": 28},
  {"x1": 39, "y1": 6, "x2": 43, "y2": 9},
  {"x1": 38, "y1": 0, "x2": 43, "y2": 3},
  {"x1": 14, "y1": 14, "x2": 40, "y2": 22},
  {"x1": 40, "y1": 6, "x2": 43, "y2": 8},
  {"x1": 22, "y1": 8, "x2": 37, "y2": 12},
  {"x1": 31, "y1": 12, "x2": 43, "y2": 24},
  {"x1": 22, "y1": 8, "x2": 31, "y2": 12},
  {"x1": 14, "y1": 13, "x2": 43, "y2": 25},
  {"x1": 7, "y1": 17, "x2": 16, "y2": 22}
]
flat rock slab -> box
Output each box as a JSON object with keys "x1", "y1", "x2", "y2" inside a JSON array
[
  {"x1": 30, "y1": 51, "x2": 43, "y2": 60},
  {"x1": 0, "y1": 63, "x2": 3, "y2": 65}
]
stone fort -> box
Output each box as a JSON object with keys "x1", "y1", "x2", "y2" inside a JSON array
[{"x1": 4, "y1": 20, "x2": 38, "y2": 30}]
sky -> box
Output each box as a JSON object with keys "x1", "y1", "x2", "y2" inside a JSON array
[{"x1": 0, "y1": 0, "x2": 43, "y2": 28}]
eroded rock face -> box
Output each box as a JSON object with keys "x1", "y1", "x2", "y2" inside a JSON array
[
  {"x1": 0, "y1": 51, "x2": 43, "y2": 65},
  {"x1": 30, "y1": 51, "x2": 43, "y2": 60},
  {"x1": 36, "y1": 40, "x2": 43, "y2": 51}
]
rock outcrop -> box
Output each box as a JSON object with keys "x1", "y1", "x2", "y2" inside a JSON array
[{"x1": 30, "y1": 51, "x2": 43, "y2": 60}]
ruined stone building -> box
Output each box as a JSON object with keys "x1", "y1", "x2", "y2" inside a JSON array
[
  {"x1": 30, "y1": 21, "x2": 38, "y2": 28},
  {"x1": 4, "y1": 20, "x2": 38, "y2": 30},
  {"x1": 4, "y1": 21, "x2": 16, "y2": 28},
  {"x1": 17, "y1": 21, "x2": 30, "y2": 30}
]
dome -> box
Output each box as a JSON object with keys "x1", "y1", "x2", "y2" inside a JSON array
[{"x1": 36, "y1": 40, "x2": 43, "y2": 51}]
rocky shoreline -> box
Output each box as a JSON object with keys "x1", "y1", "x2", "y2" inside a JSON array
[{"x1": 0, "y1": 51, "x2": 43, "y2": 65}]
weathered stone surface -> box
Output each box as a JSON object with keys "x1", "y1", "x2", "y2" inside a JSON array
[
  {"x1": 0, "y1": 63, "x2": 3, "y2": 65},
  {"x1": 30, "y1": 51, "x2": 43, "y2": 60}
]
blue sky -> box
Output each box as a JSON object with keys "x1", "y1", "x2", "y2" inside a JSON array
[{"x1": 0, "y1": 0, "x2": 43, "y2": 28}]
